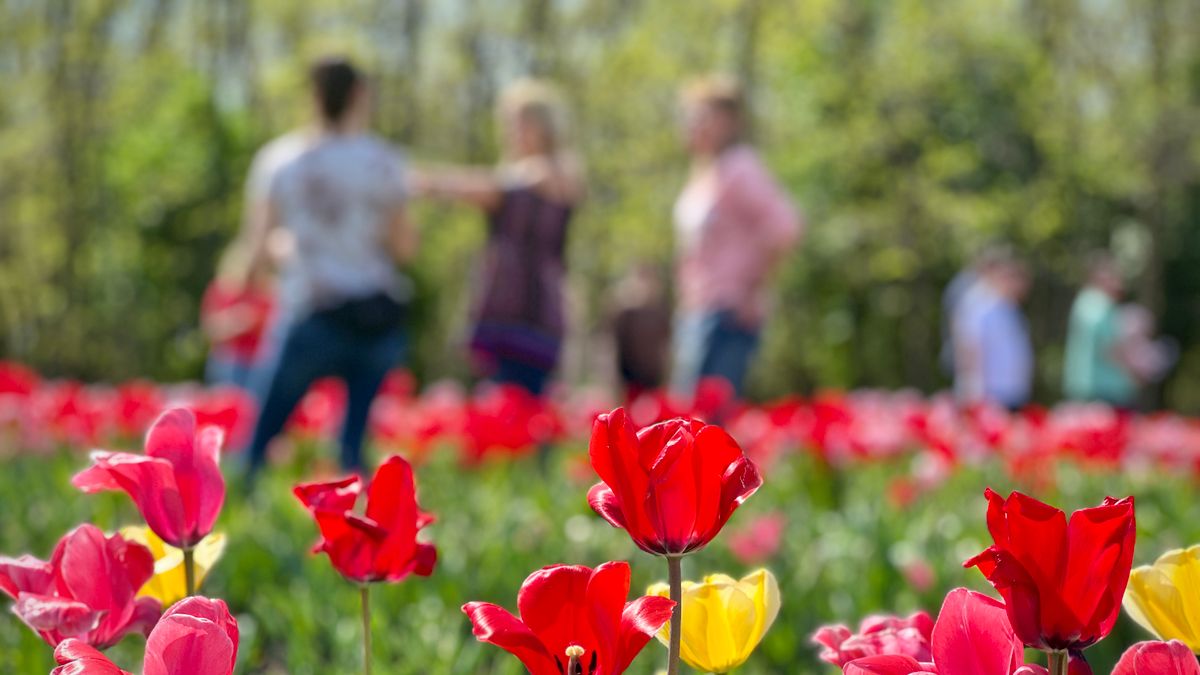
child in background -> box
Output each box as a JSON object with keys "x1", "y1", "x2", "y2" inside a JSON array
[
  {"x1": 1117, "y1": 304, "x2": 1177, "y2": 388},
  {"x1": 201, "y1": 242, "x2": 275, "y2": 390},
  {"x1": 612, "y1": 264, "x2": 672, "y2": 403}
]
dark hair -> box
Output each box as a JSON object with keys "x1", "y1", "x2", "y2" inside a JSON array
[{"x1": 309, "y1": 57, "x2": 361, "y2": 123}]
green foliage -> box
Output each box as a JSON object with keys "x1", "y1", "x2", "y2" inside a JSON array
[
  {"x1": 0, "y1": 443, "x2": 1189, "y2": 673},
  {"x1": 2, "y1": 0, "x2": 1200, "y2": 406}
]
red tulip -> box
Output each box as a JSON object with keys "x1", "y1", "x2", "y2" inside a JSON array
[
  {"x1": 587, "y1": 408, "x2": 762, "y2": 555},
  {"x1": 53, "y1": 596, "x2": 238, "y2": 675},
  {"x1": 839, "y1": 588, "x2": 1042, "y2": 675},
  {"x1": 294, "y1": 454, "x2": 436, "y2": 583},
  {"x1": 1112, "y1": 641, "x2": 1200, "y2": 675},
  {"x1": 964, "y1": 489, "x2": 1136, "y2": 653},
  {"x1": 72, "y1": 408, "x2": 226, "y2": 549},
  {"x1": 0, "y1": 524, "x2": 159, "y2": 649},
  {"x1": 813, "y1": 611, "x2": 934, "y2": 667},
  {"x1": 462, "y1": 561, "x2": 675, "y2": 675}
]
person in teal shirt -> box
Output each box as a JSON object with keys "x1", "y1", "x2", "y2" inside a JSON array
[{"x1": 1063, "y1": 254, "x2": 1136, "y2": 406}]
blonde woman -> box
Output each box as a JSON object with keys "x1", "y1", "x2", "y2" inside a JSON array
[
  {"x1": 671, "y1": 75, "x2": 802, "y2": 399},
  {"x1": 415, "y1": 79, "x2": 585, "y2": 395}
]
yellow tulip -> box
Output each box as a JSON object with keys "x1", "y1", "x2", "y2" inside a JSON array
[
  {"x1": 1124, "y1": 544, "x2": 1200, "y2": 652},
  {"x1": 648, "y1": 569, "x2": 780, "y2": 673},
  {"x1": 119, "y1": 526, "x2": 226, "y2": 607}
]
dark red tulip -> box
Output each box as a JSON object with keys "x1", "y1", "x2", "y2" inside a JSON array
[
  {"x1": 73, "y1": 408, "x2": 226, "y2": 549},
  {"x1": 964, "y1": 489, "x2": 1136, "y2": 652},
  {"x1": 587, "y1": 408, "x2": 762, "y2": 555},
  {"x1": 294, "y1": 454, "x2": 437, "y2": 583},
  {"x1": 462, "y1": 561, "x2": 675, "y2": 675},
  {"x1": 0, "y1": 524, "x2": 159, "y2": 649},
  {"x1": 1112, "y1": 641, "x2": 1200, "y2": 675},
  {"x1": 53, "y1": 596, "x2": 238, "y2": 675}
]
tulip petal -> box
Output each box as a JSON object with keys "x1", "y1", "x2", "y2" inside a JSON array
[
  {"x1": 613, "y1": 594, "x2": 675, "y2": 674},
  {"x1": 931, "y1": 588, "x2": 1024, "y2": 675},
  {"x1": 144, "y1": 409, "x2": 226, "y2": 545},
  {"x1": 517, "y1": 564, "x2": 595, "y2": 663},
  {"x1": 462, "y1": 602, "x2": 559, "y2": 675},
  {"x1": 143, "y1": 613, "x2": 236, "y2": 675},
  {"x1": 14, "y1": 592, "x2": 103, "y2": 638},
  {"x1": 293, "y1": 476, "x2": 362, "y2": 512},
  {"x1": 51, "y1": 639, "x2": 130, "y2": 675},
  {"x1": 843, "y1": 654, "x2": 933, "y2": 675},
  {"x1": 1062, "y1": 496, "x2": 1135, "y2": 641},
  {"x1": 0, "y1": 554, "x2": 54, "y2": 599},
  {"x1": 1124, "y1": 547, "x2": 1200, "y2": 650},
  {"x1": 587, "y1": 483, "x2": 628, "y2": 531},
  {"x1": 1113, "y1": 640, "x2": 1200, "y2": 675},
  {"x1": 585, "y1": 561, "x2": 631, "y2": 672},
  {"x1": 589, "y1": 410, "x2": 653, "y2": 544},
  {"x1": 73, "y1": 453, "x2": 187, "y2": 548}
]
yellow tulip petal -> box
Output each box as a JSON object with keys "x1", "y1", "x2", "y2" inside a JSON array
[
  {"x1": 1124, "y1": 546, "x2": 1200, "y2": 653},
  {"x1": 681, "y1": 584, "x2": 716, "y2": 671}
]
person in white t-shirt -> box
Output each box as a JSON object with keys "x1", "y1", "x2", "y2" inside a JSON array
[{"x1": 239, "y1": 57, "x2": 417, "y2": 477}]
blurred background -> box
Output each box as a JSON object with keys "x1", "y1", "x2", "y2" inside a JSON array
[{"x1": 3, "y1": 0, "x2": 1200, "y2": 408}]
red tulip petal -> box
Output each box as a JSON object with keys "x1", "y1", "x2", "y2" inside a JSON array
[
  {"x1": 128, "y1": 597, "x2": 163, "y2": 638},
  {"x1": 643, "y1": 426, "x2": 701, "y2": 552},
  {"x1": 72, "y1": 453, "x2": 187, "y2": 548},
  {"x1": 963, "y1": 546, "x2": 1047, "y2": 649},
  {"x1": 143, "y1": 612, "x2": 236, "y2": 675},
  {"x1": 462, "y1": 602, "x2": 559, "y2": 675},
  {"x1": 365, "y1": 456, "x2": 425, "y2": 579},
  {"x1": 311, "y1": 510, "x2": 376, "y2": 582},
  {"x1": 589, "y1": 410, "x2": 652, "y2": 543},
  {"x1": 51, "y1": 639, "x2": 130, "y2": 675},
  {"x1": 1113, "y1": 641, "x2": 1200, "y2": 675},
  {"x1": 811, "y1": 624, "x2": 854, "y2": 665},
  {"x1": 14, "y1": 592, "x2": 103, "y2": 638},
  {"x1": 584, "y1": 561, "x2": 630, "y2": 671},
  {"x1": 988, "y1": 491, "x2": 1068, "y2": 591},
  {"x1": 587, "y1": 483, "x2": 628, "y2": 530},
  {"x1": 411, "y1": 542, "x2": 437, "y2": 578},
  {"x1": 931, "y1": 588, "x2": 1024, "y2": 675},
  {"x1": 517, "y1": 564, "x2": 595, "y2": 662},
  {"x1": 0, "y1": 554, "x2": 53, "y2": 599},
  {"x1": 842, "y1": 654, "x2": 933, "y2": 675},
  {"x1": 613, "y1": 595, "x2": 675, "y2": 674},
  {"x1": 1062, "y1": 497, "x2": 1135, "y2": 640},
  {"x1": 294, "y1": 476, "x2": 362, "y2": 512}
]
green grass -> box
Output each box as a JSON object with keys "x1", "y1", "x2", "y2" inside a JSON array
[{"x1": 0, "y1": 442, "x2": 1194, "y2": 674}]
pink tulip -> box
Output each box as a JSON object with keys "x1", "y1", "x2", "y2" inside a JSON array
[
  {"x1": 814, "y1": 612, "x2": 934, "y2": 667},
  {"x1": 1112, "y1": 641, "x2": 1200, "y2": 675},
  {"x1": 53, "y1": 597, "x2": 238, "y2": 675},
  {"x1": 73, "y1": 408, "x2": 225, "y2": 548},
  {"x1": 839, "y1": 589, "x2": 1041, "y2": 675},
  {"x1": 0, "y1": 524, "x2": 159, "y2": 649}
]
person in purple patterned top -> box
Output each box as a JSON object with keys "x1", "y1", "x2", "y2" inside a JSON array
[{"x1": 414, "y1": 80, "x2": 585, "y2": 395}]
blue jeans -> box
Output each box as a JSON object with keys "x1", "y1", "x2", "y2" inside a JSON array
[
  {"x1": 492, "y1": 357, "x2": 551, "y2": 396},
  {"x1": 672, "y1": 310, "x2": 760, "y2": 398},
  {"x1": 246, "y1": 312, "x2": 405, "y2": 474},
  {"x1": 205, "y1": 352, "x2": 257, "y2": 391}
]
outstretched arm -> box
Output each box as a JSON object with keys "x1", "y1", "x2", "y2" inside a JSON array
[{"x1": 410, "y1": 166, "x2": 503, "y2": 212}]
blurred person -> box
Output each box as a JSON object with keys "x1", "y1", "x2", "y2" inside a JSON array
[
  {"x1": 1062, "y1": 253, "x2": 1137, "y2": 407},
  {"x1": 1117, "y1": 304, "x2": 1178, "y2": 390},
  {"x1": 670, "y1": 75, "x2": 802, "y2": 400},
  {"x1": 939, "y1": 247, "x2": 1004, "y2": 378},
  {"x1": 953, "y1": 250, "x2": 1033, "y2": 410},
  {"x1": 241, "y1": 57, "x2": 417, "y2": 476},
  {"x1": 413, "y1": 79, "x2": 584, "y2": 396},
  {"x1": 611, "y1": 263, "x2": 672, "y2": 402},
  {"x1": 200, "y1": 241, "x2": 275, "y2": 390}
]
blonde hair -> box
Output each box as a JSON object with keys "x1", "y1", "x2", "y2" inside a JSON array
[
  {"x1": 683, "y1": 74, "x2": 745, "y2": 115},
  {"x1": 498, "y1": 78, "x2": 573, "y2": 157}
]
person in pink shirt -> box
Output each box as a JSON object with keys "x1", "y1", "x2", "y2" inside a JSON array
[{"x1": 671, "y1": 76, "x2": 802, "y2": 398}]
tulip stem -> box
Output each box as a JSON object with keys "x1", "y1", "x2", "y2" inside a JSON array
[
  {"x1": 183, "y1": 547, "x2": 196, "y2": 597},
  {"x1": 361, "y1": 584, "x2": 372, "y2": 675},
  {"x1": 666, "y1": 555, "x2": 683, "y2": 675},
  {"x1": 1048, "y1": 650, "x2": 1067, "y2": 675}
]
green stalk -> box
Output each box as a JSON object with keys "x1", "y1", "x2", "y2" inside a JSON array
[
  {"x1": 666, "y1": 555, "x2": 683, "y2": 675},
  {"x1": 361, "y1": 585, "x2": 373, "y2": 675},
  {"x1": 183, "y1": 547, "x2": 196, "y2": 597},
  {"x1": 1048, "y1": 650, "x2": 1068, "y2": 675}
]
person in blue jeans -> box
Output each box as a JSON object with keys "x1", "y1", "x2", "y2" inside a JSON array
[{"x1": 239, "y1": 57, "x2": 417, "y2": 476}]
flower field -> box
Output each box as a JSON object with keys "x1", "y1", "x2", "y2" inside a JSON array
[{"x1": 4, "y1": 362, "x2": 1200, "y2": 673}]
